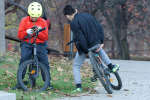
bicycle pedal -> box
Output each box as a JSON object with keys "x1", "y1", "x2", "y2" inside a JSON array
[
  {"x1": 105, "y1": 69, "x2": 110, "y2": 76},
  {"x1": 23, "y1": 80, "x2": 28, "y2": 85}
]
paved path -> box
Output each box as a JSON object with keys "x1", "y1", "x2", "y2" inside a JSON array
[
  {"x1": 0, "y1": 91, "x2": 16, "y2": 100},
  {"x1": 57, "y1": 59, "x2": 150, "y2": 100}
]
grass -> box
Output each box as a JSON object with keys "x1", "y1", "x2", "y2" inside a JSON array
[{"x1": 0, "y1": 51, "x2": 96, "y2": 100}]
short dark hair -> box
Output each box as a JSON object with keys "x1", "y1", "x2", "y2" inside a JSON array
[{"x1": 63, "y1": 5, "x2": 76, "y2": 16}]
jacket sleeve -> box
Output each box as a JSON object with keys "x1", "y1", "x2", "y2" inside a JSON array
[
  {"x1": 70, "y1": 22, "x2": 88, "y2": 54},
  {"x1": 18, "y1": 19, "x2": 28, "y2": 40},
  {"x1": 48, "y1": 19, "x2": 51, "y2": 30},
  {"x1": 93, "y1": 15, "x2": 104, "y2": 44},
  {"x1": 37, "y1": 20, "x2": 48, "y2": 41},
  {"x1": 98, "y1": 21, "x2": 104, "y2": 43},
  {"x1": 98, "y1": 23, "x2": 104, "y2": 44}
]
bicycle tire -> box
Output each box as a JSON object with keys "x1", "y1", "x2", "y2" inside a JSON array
[
  {"x1": 89, "y1": 51, "x2": 113, "y2": 94},
  {"x1": 17, "y1": 60, "x2": 50, "y2": 92},
  {"x1": 110, "y1": 72, "x2": 122, "y2": 90}
]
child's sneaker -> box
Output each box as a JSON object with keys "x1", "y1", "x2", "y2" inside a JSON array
[
  {"x1": 111, "y1": 64, "x2": 119, "y2": 73},
  {"x1": 47, "y1": 84, "x2": 53, "y2": 90},
  {"x1": 71, "y1": 88, "x2": 82, "y2": 93}
]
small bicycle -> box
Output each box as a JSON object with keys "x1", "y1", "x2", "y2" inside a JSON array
[
  {"x1": 89, "y1": 51, "x2": 122, "y2": 94},
  {"x1": 17, "y1": 26, "x2": 50, "y2": 92}
]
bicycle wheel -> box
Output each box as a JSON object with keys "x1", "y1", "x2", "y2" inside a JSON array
[
  {"x1": 17, "y1": 60, "x2": 50, "y2": 92},
  {"x1": 89, "y1": 51, "x2": 113, "y2": 94},
  {"x1": 108, "y1": 70, "x2": 122, "y2": 90}
]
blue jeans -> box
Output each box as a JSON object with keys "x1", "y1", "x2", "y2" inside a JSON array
[
  {"x1": 44, "y1": 41, "x2": 48, "y2": 54},
  {"x1": 19, "y1": 41, "x2": 51, "y2": 82}
]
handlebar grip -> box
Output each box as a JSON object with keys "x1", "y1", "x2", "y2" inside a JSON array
[
  {"x1": 66, "y1": 40, "x2": 74, "y2": 45},
  {"x1": 99, "y1": 20, "x2": 102, "y2": 23},
  {"x1": 38, "y1": 27, "x2": 46, "y2": 32}
]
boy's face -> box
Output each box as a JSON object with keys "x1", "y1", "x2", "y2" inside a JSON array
[
  {"x1": 30, "y1": 16, "x2": 39, "y2": 22},
  {"x1": 66, "y1": 15, "x2": 74, "y2": 21},
  {"x1": 65, "y1": 9, "x2": 77, "y2": 21}
]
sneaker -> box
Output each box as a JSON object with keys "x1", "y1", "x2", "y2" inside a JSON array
[
  {"x1": 12, "y1": 84, "x2": 20, "y2": 90},
  {"x1": 47, "y1": 84, "x2": 53, "y2": 90},
  {"x1": 111, "y1": 64, "x2": 119, "y2": 73},
  {"x1": 71, "y1": 88, "x2": 82, "y2": 93}
]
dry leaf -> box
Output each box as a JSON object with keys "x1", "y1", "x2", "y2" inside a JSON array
[
  {"x1": 124, "y1": 89, "x2": 129, "y2": 91},
  {"x1": 107, "y1": 95, "x2": 113, "y2": 97},
  {"x1": 30, "y1": 96, "x2": 35, "y2": 100},
  {"x1": 6, "y1": 70, "x2": 14, "y2": 76},
  {"x1": 55, "y1": 90, "x2": 60, "y2": 93},
  {"x1": 4, "y1": 64, "x2": 8, "y2": 68},
  {"x1": 48, "y1": 92, "x2": 51, "y2": 95},
  {"x1": 64, "y1": 77, "x2": 68, "y2": 82},
  {"x1": 53, "y1": 77, "x2": 58, "y2": 80},
  {"x1": 3, "y1": 77, "x2": 8, "y2": 80},
  {"x1": 3, "y1": 87, "x2": 11, "y2": 91},
  {"x1": 41, "y1": 93, "x2": 46, "y2": 96},
  {"x1": 57, "y1": 67, "x2": 64, "y2": 71},
  {"x1": 60, "y1": 60, "x2": 66, "y2": 62},
  {"x1": 89, "y1": 88, "x2": 97, "y2": 92},
  {"x1": 133, "y1": 82, "x2": 137, "y2": 84}
]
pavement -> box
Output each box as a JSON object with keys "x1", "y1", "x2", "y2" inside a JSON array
[
  {"x1": 0, "y1": 91, "x2": 16, "y2": 100},
  {"x1": 57, "y1": 59, "x2": 150, "y2": 100}
]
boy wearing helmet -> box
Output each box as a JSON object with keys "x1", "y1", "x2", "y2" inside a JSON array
[{"x1": 12, "y1": 2, "x2": 53, "y2": 90}]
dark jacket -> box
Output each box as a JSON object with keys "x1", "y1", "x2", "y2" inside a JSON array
[
  {"x1": 41, "y1": 16, "x2": 51, "y2": 30},
  {"x1": 70, "y1": 13, "x2": 104, "y2": 55}
]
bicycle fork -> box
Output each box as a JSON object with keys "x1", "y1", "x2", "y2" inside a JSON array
[{"x1": 33, "y1": 44, "x2": 39, "y2": 78}]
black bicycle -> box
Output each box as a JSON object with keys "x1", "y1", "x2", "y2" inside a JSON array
[
  {"x1": 17, "y1": 26, "x2": 50, "y2": 92},
  {"x1": 89, "y1": 51, "x2": 122, "y2": 94}
]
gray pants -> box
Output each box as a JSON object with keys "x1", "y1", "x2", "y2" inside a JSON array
[{"x1": 73, "y1": 44, "x2": 111, "y2": 84}]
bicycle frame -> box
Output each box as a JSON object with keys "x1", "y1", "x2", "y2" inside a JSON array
[
  {"x1": 93, "y1": 52, "x2": 106, "y2": 74},
  {"x1": 24, "y1": 27, "x2": 46, "y2": 78}
]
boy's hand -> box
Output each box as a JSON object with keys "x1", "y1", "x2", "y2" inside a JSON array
[
  {"x1": 34, "y1": 26, "x2": 42, "y2": 32},
  {"x1": 37, "y1": 26, "x2": 42, "y2": 29},
  {"x1": 26, "y1": 29, "x2": 34, "y2": 35},
  {"x1": 95, "y1": 44, "x2": 104, "y2": 52}
]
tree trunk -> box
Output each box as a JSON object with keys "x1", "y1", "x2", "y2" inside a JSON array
[
  {"x1": 99, "y1": 0, "x2": 123, "y2": 59},
  {"x1": 0, "y1": 0, "x2": 6, "y2": 53},
  {"x1": 114, "y1": 7, "x2": 124, "y2": 59},
  {"x1": 121, "y1": 4, "x2": 130, "y2": 60}
]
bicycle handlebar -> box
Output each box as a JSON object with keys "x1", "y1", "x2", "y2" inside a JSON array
[
  {"x1": 23, "y1": 27, "x2": 46, "y2": 44},
  {"x1": 35, "y1": 27, "x2": 46, "y2": 33},
  {"x1": 66, "y1": 40, "x2": 74, "y2": 45}
]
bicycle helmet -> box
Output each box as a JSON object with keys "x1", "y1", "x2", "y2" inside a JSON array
[{"x1": 28, "y1": 2, "x2": 42, "y2": 17}]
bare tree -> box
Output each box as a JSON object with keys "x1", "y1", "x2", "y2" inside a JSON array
[{"x1": 0, "y1": 0, "x2": 6, "y2": 53}]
